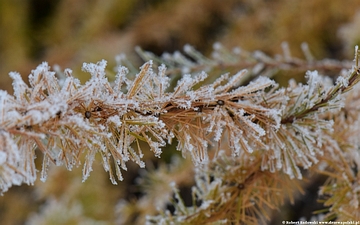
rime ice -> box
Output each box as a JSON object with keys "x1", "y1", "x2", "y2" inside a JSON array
[{"x1": 1, "y1": 45, "x2": 360, "y2": 197}]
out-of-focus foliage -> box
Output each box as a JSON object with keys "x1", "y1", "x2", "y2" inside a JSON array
[{"x1": 2, "y1": 0, "x2": 360, "y2": 89}]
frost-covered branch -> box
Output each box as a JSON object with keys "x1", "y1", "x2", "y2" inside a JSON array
[
  {"x1": 0, "y1": 46, "x2": 359, "y2": 202},
  {"x1": 132, "y1": 42, "x2": 353, "y2": 80}
]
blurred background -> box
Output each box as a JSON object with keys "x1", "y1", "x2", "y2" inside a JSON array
[{"x1": 1, "y1": 0, "x2": 360, "y2": 224}]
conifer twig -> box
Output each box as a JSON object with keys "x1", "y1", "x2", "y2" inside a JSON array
[{"x1": 0, "y1": 46, "x2": 359, "y2": 202}]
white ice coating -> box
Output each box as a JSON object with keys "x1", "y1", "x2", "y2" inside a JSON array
[{"x1": 1, "y1": 45, "x2": 360, "y2": 195}]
